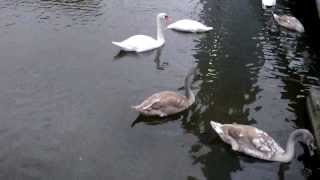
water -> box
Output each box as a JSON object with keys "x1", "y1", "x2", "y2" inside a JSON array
[{"x1": 0, "y1": 0, "x2": 319, "y2": 179}]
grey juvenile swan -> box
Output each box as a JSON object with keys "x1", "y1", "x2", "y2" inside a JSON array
[
  {"x1": 273, "y1": 13, "x2": 305, "y2": 33},
  {"x1": 210, "y1": 121, "x2": 315, "y2": 162},
  {"x1": 132, "y1": 67, "x2": 196, "y2": 117}
]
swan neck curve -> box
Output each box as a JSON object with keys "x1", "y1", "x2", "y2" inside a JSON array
[
  {"x1": 274, "y1": 129, "x2": 311, "y2": 162},
  {"x1": 156, "y1": 16, "x2": 165, "y2": 42}
]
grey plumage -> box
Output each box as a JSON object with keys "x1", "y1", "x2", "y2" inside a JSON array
[
  {"x1": 210, "y1": 121, "x2": 315, "y2": 162},
  {"x1": 132, "y1": 67, "x2": 196, "y2": 117},
  {"x1": 273, "y1": 13, "x2": 305, "y2": 33}
]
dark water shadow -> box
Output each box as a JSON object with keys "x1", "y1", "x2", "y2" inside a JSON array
[
  {"x1": 131, "y1": 111, "x2": 187, "y2": 127},
  {"x1": 180, "y1": 109, "x2": 243, "y2": 180},
  {"x1": 278, "y1": 163, "x2": 290, "y2": 180},
  {"x1": 174, "y1": 0, "x2": 275, "y2": 179},
  {"x1": 113, "y1": 50, "x2": 153, "y2": 60},
  {"x1": 253, "y1": 1, "x2": 320, "y2": 179},
  {"x1": 113, "y1": 47, "x2": 170, "y2": 71},
  {"x1": 297, "y1": 143, "x2": 320, "y2": 180},
  {"x1": 113, "y1": 48, "x2": 169, "y2": 70}
]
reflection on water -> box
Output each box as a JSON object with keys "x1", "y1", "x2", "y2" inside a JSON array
[
  {"x1": 153, "y1": 48, "x2": 169, "y2": 70},
  {"x1": 131, "y1": 112, "x2": 185, "y2": 127},
  {"x1": 113, "y1": 48, "x2": 168, "y2": 70},
  {"x1": 0, "y1": 0, "x2": 319, "y2": 179},
  {"x1": 181, "y1": 0, "x2": 320, "y2": 180}
]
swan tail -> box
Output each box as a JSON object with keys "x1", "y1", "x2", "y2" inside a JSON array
[
  {"x1": 131, "y1": 105, "x2": 139, "y2": 110},
  {"x1": 131, "y1": 103, "x2": 144, "y2": 111},
  {"x1": 210, "y1": 121, "x2": 224, "y2": 134},
  {"x1": 112, "y1": 41, "x2": 134, "y2": 51},
  {"x1": 112, "y1": 41, "x2": 122, "y2": 47},
  {"x1": 132, "y1": 97, "x2": 160, "y2": 111},
  {"x1": 205, "y1": 27, "x2": 213, "y2": 31}
]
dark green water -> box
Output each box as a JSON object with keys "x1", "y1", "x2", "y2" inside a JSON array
[{"x1": 0, "y1": 0, "x2": 319, "y2": 179}]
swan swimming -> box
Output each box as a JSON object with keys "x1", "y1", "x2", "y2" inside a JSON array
[
  {"x1": 112, "y1": 13, "x2": 169, "y2": 53},
  {"x1": 167, "y1": 19, "x2": 212, "y2": 33},
  {"x1": 132, "y1": 67, "x2": 197, "y2": 117},
  {"x1": 262, "y1": 0, "x2": 276, "y2": 9},
  {"x1": 273, "y1": 13, "x2": 305, "y2": 33},
  {"x1": 210, "y1": 121, "x2": 315, "y2": 162}
]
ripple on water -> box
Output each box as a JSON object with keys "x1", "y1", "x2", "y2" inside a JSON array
[
  {"x1": 244, "y1": 3, "x2": 320, "y2": 135},
  {"x1": 0, "y1": 0, "x2": 319, "y2": 179},
  {"x1": 0, "y1": 0, "x2": 104, "y2": 32}
]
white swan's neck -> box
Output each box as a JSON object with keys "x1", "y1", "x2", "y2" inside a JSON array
[
  {"x1": 156, "y1": 16, "x2": 165, "y2": 42},
  {"x1": 185, "y1": 67, "x2": 196, "y2": 105},
  {"x1": 273, "y1": 129, "x2": 312, "y2": 162}
]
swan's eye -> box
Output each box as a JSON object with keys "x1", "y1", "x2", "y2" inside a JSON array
[{"x1": 164, "y1": 15, "x2": 169, "y2": 19}]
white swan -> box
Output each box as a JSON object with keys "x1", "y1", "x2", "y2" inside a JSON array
[
  {"x1": 273, "y1": 13, "x2": 305, "y2": 33},
  {"x1": 262, "y1": 0, "x2": 276, "y2": 9},
  {"x1": 210, "y1": 121, "x2": 316, "y2": 162},
  {"x1": 132, "y1": 67, "x2": 196, "y2": 117},
  {"x1": 112, "y1": 13, "x2": 169, "y2": 53},
  {"x1": 167, "y1": 19, "x2": 213, "y2": 33}
]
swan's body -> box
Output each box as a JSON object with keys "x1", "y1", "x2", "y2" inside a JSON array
[
  {"x1": 132, "y1": 67, "x2": 196, "y2": 117},
  {"x1": 210, "y1": 121, "x2": 315, "y2": 162},
  {"x1": 112, "y1": 13, "x2": 168, "y2": 53},
  {"x1": 273, "y1": 14, "x2": 305, "y2": 33},
  {"x1": 262, "y1": 0, "x2": 276, "y2": 9},
  {"x1": 167, "y1": 19, "x2": 213, "y2": 33}
]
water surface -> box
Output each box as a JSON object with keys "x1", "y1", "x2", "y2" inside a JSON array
[{"x1": 0, "y1": 0, "x2": 319, "y2": 179}]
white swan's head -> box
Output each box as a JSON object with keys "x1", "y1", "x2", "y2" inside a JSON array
[
  {"x1": 157, "y1": 13, "x2": 170, "y2": 25},
  {"x1": 157, "y1": 13, "x2": 168, "y2": 19}
]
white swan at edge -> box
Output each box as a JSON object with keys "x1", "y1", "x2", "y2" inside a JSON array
[{"x1": 210, "y1": 121, "x2": 315, "y2": 162}]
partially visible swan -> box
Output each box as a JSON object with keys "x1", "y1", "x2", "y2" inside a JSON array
[
  {"x1": 167, "y1": 19, "x2": 212, "y2": 33},
  {"x1": 132, "y1": 67, "x2": 197, "y2": 117},
  {"x1": 210, "y1": 121, "x2": 315, "y2": 162},
  {"x1": 273, "y1": 13, "x2": 305, "y2": 33},
  {"x1": 112, "y1": 13, "x2": 169, "y2": 53},
  {"x1": 262, "y1": 0, "x2": 276, "y2": 9}
]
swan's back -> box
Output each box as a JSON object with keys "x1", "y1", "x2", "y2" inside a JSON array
[
  {"x1": 132, "y1": 91, "x2": 189, "y2": 117},
  {"x1": 262, "y1": 0, "x2": 276, "y2": 6},
  {"x1": 230, "y1": 125, "x2": 284, "y2": 160},
  {"x1": 273, "y1": 14, "x2": 304, "y2": 33},
  {"x1": 211, "y1": 122, "x2": 285, "y2": 160},
  {"x1": 112, "y1": 35, "x2": 162, "y2": 52},
  {"x1": 167, "y1": 19, "x2": 212, "y2": 32}
]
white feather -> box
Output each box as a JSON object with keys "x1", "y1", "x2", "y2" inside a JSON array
[{"x1": 167, "y1": 19, "x2": 212, "y2": 33}]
